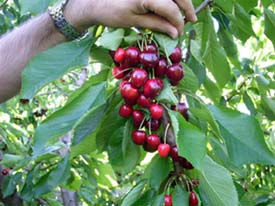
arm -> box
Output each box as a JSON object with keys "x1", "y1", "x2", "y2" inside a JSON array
[{"x1": 0, "y1": 0, "x2": 197, "y2": 103}]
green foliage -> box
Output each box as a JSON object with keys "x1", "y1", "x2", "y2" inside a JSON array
[{"x1": 1, "y1": 0, "x2": 275, "y2": 205}]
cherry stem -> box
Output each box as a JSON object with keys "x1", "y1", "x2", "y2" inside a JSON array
[
  {"x1": 164, "y1": 176, "x2": 177, "y2": 195},
  {"x1": 148, "y1": 119, "x2": 152, "y2": 135},
  {"x1": 164, "y1": 123, "x2": 170, "y2": 144},
  {"x1": 138, "y1": 117, "x2": 146, "y2": 130}
]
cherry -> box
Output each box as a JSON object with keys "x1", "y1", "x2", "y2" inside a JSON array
[
  {"x1": 164, "y1": 195, "x2": 173, "y2": 206},
  {"x1": 145, "y1": 119, "x2": 161, "y2": 131},
  {"x1": 169, "y1": 47, "x2": 182, "y2": 63},
  {"x1": 170, "y1": 80, "x2": 180, "y2": 86},
  {"x1": 139, "y1": 52, "x2": 159, "y2": 68},
  {"x1": 171, "y1": 102, "x2": 189, "y2": 120},
  {"x1": 155, "y1": 78, "x2": 164, "y2": 89},
  {"x1": 120, "y1": 82, "x2": 139, "y2": 102},
  {"x1": 132, "y1": 130, "x2": 146, "y2": 145},
  {"x1": 146, "y1": 134, "x2": 161, "y2": 150},
  {"x1": 131, "y1": 68, "x2": 148, "y2": 88},
  {"x1": 1, "y1": 168, "x2": 10, "y2": 176},
  {"x1": 143, "y1": 142, "x2": 157, "y2": 152},
  {"x1": 149, "y1": 104, "x2": 163, "y2": 120},
  {"x1": 155, "y1": 57, "x2": 168, "y2": 77},
  {"x1": 125, "y1": 47, "x2": 140, "y2": 66},
  {"x1": 158, "y1": 144, "x2": 171, "y2": 157},
  {"x1": 132, "y1": 110, "x2": 145, "y2": 128},
  {"x1": 181, "y1": 158, "x2": 194, "y2": 170},
  {"x1": 119, "y1": 80, "x2": 129, "y2": 91},
  {"x1": 189, "y1": 192, "x2": 199, "y2": 206},
  {"x1": 137, "y1": 94, "x2": 152, "y2": 108},
  {"x1": 144, "y1": 43, "x2": 158, "y2": 53},
  {"x1": 143, "y1": 79, "x2": 162, "y2": 99},
  {"x1": 119, "y1": 104, "x2": 133, "y2": 117},
  {"x1": 114, "y1": 48, "x2": 126, "y2": 63},
  {"x1": 112, "y1": 66, "x2": 125, "y2": 79},
  {"x1": 167, "y1": 64, "x2": 184, "y2": 82},
  {"x1": 170, "y1": 146, "x2": 181, "y2": 162}
]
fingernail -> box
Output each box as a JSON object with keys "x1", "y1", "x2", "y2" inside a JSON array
[{"x1": 170, "y1": 28, "x2": 178, "y2": 39}]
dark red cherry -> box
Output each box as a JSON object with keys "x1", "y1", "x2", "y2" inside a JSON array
[
  {"x1": 132, "y1": 110, "x2": 145, "y2": 128},
  {"x1": 171, "y1": 102, "x2": 189, "y2": 120},
  {"x1": 139, "y1": 52, "x2": 159, "y2": 68},
  {"x1": 132, "y1": 130, "x2": 146, "y2": 145},
  {"x1": 189, "y1": 191, "x2": 199, "y2": 206},
  {"x1": 170, "y1": 80, "x2": 180, "y2": 86},
  {"x1": 114, "y1": 48, "x2": 126, "y2": 63},
  {"x1": 181, "y1": 157, "x2": 194, "y2": 170},
  {"x1": 170, "y1": 146, "x2": 181, "y2": 162},
  {"x1": 144, "y1": 43, "x2": 158, "y2": 53},
  {"x1": 119, "y1": 80, "x2": 129, "y2": 91},
  {"x1": 145, "y1": 119, "x2": 161, "y2": 131},
  {"x1": 125, "y1": 47, "x2": 140, "y2": 66},
  {"x1": 112, "y1": 66, "x2": 125, "y2": 79},
  {"x1": 143, "y1": 79, "x2": 162, "y2": 99},
  {"x1": 1, "y1": 168, "x2": 10, "y2": 176},
  {"x1": 137, "y1": 94, "x2": 152, "y2": 108},
  {"x1": 167, "y1": 64, "x2": 184, "y2": 81},
  {"x1": 149, "y1": 104, "x2": 163, "y2": 120},
  {"x1": 164, "y1": 195, "x2": 173, "y2": 206},
  {"x1": 120, "y1": 82, "x2": 139, "y2": 102},
  {"x1": 19, "y1": 99, "x2": 29, "y2": 104},
  {"x1": 169, "y1": 47, "x2": 182, "y2": 63},
  {"x1": 155, "y1": 57, "x2": 168, "y2": 77},
  {"x1": 119, "y1": 104, "x2": 133, "y2": 117},
  {"x1": 155, "y1": 78, "x2": 164, "y2": 89},
  {"x1": 146, "y1": 134, "x2": 161, "y2": 150},
  {"x1": 131, "y1": 68, "x2": 148, "y2": 88}
]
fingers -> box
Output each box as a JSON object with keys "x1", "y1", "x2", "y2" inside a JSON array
[
  {"x1": 175, "y1": 0, "x2": 197, "y2": 22},
  {"x1": 134, "y1": 13, "x2": 179, "y2": 38},
  {"x1": 142, "y1": 0, "x2": 184, "y2": 36}
]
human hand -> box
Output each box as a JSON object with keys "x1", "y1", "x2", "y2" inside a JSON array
[{"x1": 64, "y1": 0, "x2": 197, "y2": 38}]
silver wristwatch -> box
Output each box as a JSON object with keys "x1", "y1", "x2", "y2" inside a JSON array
[{"x1": 48, "y1": 0, "x2": 87, "y2": 40}]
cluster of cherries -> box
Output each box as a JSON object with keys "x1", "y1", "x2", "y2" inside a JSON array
[
  {"x1": 110, "y1": 42, "x2": 198, "y2": 206},
  {"x1": 165, "y1": 191, "x2": 198, "y2": 206}
]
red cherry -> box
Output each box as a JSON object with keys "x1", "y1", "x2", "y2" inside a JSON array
[
  {"x1": 170, "y1": 80, "x2": 180, "y2": 86},
  {"x1": 145, "y1": 119, "x2": 161, "y2": 131},
  {"x1": 119, "y1": 104, "x2": 133, "y2": 117},
  {"x1": 132, "y1": 110, "x2": 145, "y2": 128},
  {"x1": 119, "y1": 80, "x2": 129, "y2": 91},
  {"x1": 112, "y1": 66, "x2": 125, "y2": 79},
  {"x1": 120, "y1": 82, "x2": 139, "y2": 102},
  {"x1": 171, "y1": 102, "x2": 189, "y2": 120},
  {"x1": 1, "y1": 168, "x2": 10, "y2": 176},
  {"x1": 155, "y1": 57, "x2": 168, "y2": 77},
  {"x1": 114, "y1": 48, "x2": 126, "y2": 63},
  {"x1": 146, "y1": 134, "x2": 161, "y2": 150},
  {"x1": 139, "y1": 52, "x2": 159, "y2": 68},
  {"x1": 169, "y1": 47, "x2": 182, "y2": 63},
  {"x1": 149, "y1": 104, "x2": 163, "y2": 120},
  {"x1": 143, "y1": 142, "x2": 158, "y2": 152},
  {"x1": 132, "y1": 130, "x2": 146, "y2": 145},
  {"x1": 155, "y1": 78, "x2": 164, "y2": 89},
  {"x1": 170, "y1": 146, "x2": 181, "y2": 162},
  {"x1": 144, "y1": 43, "x2": 158, "y2": 53},
  {"x1": 137, "y1": 94, "x2": 152, "y2": 108},
  {"x1": 189, "y1": 192, "x2": 199, "y2": 206},
  {"x1": 131, "y1": 68, "x2": 148, "y2": 88},
  {"x1": 143, "y1": 79, "x2": 162, "y2": 98},
  {"x1": 125, "y1": 47, "x2": 140, "y2": 66},
  {"x1": 164, "y1": 195, "x2": 173, "y2": 206},
  {"x1": 167, "y1": 64, "x2": 184, "y2": 82},
  {"x1": 158, "y1": 144, "x2": 171, "y2": 157}
]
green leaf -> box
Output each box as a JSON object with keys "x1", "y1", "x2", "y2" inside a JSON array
[
  {"x1": 243, "y1": 92, "x2": 257, "y2": 116},
  {"x1": 21, "y1": 37, "x2": 93, "y2": 99},
  {"x1": 97, "y1": 29, "x2": 125, "y2": 50},
  {"x1": 132, "y1": 190, "x2": 156, "y2": 206},
  {"x1": 154, "y1": 33, "x2": 178, "y2": 56},
  {"x1": 169, "y1": 110, "x2": 206, "y2": 170},
  {"x1": 2, "y1": 173, "x2": 22, "y2": 197},
  {"x1": 73, "y1": 103, "x2": 107, "y2": 145},
  {"x1": 1, "y1": 154, "x2": 25, "y2": 167},
  {"x1": 33, "y1": 156, "x2": 70, "y2": 197},
  {"x1": 229, "y1": 4, "x2": 256, "y2": 42},
  {"x1": 122, "y1": 119, "x2": 134, "y2": 157},
  {"x1": 237, "y1": 0, "x2": 258, "y2": 11},
  {"x1": 178, "y1": 63, "x2": 200, "y2": 93},
  {"x1": 156, "y1": 79, "x2": 178, "y2": 105},
  {"x1": 264, "y1": 8, "x2": 275, "y2": 50},
  {"x1": 144, "y1": 155, "x2": 171, "y2": 190},
  {"x1": 33, "y1": 82, "x2": 105, "y2": 156},
  {"x1": 203, "y1": 77, "x2": 221, "y2": 104},
  {"x1": 19, "y1": 0, "x2": 50, "y2": 15},
  {"x1": 121, "y1": 180, "x2": 147, "y2": 206},
  {"x1": 202, "y1": 11, "x2": 231, "y2": 87},
  {"x1": 172, "y1": 185, "x2": 189, "y2": 206},
  {"x1": 261, "y1": 96, "x2": 275, "y2": 121},
  {"x1": 210, "y1": 105, "x2": 275, "y2": 166},
  {"x1": 90, "y1": 46, "x2": 113, "y2": 66},
  {"x1": 198, "y1": 156, "x2": 238, "y2": 206},
  {"x1": 215, "y1": 0, "x2": 233, "y2": 12}
]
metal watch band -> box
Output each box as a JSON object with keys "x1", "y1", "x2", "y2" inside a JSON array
[{"x1": 48, "y1": 0, "x2": 87, "y2": 40}]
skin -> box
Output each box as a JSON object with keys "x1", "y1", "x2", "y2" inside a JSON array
[{"x1": 0, "y1": 0, "x2": 196, "y2": 103}]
